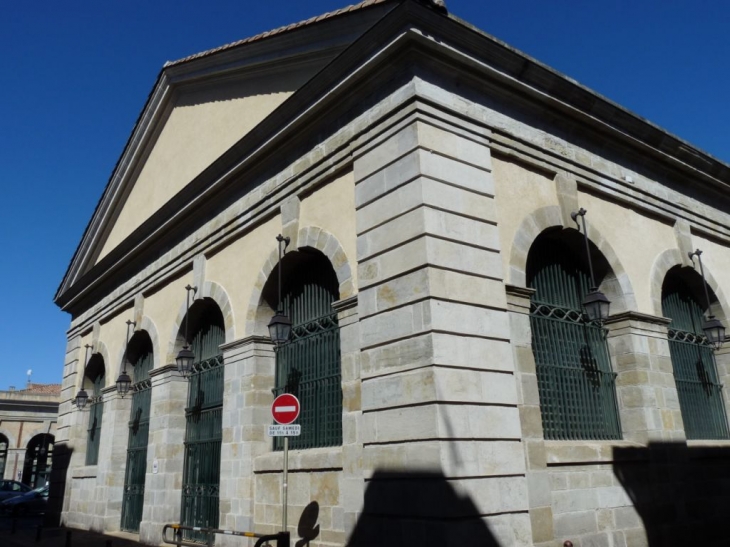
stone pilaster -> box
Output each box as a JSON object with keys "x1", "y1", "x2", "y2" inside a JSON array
[
  {"x1": 138, "y1": 365, "x2": 188, "y2": 546},
  {"x1": 353, "y1": 113, "x2": 531, "y2": 545},
  {"x1": 218, "y1": 336, "x2": 275, "y2": 544},
  {"x1": 55, "y1": 335, "x2": 85, "y2": 526},
  {"x1": 712, "y1": 340, "x2": 730, "y2": 428},
  {"x1": 605, "y1": 311, "x2": 682, "y2": 443},
  {"x1": 506, "y1": 285, "x2": 554, "y2": 545},
  {"x1": 333, "y1": 296, "x2": 362, "y2": 539},
  {"x1": 90, "y1": 386, "x2": 132, "y2": 532}
]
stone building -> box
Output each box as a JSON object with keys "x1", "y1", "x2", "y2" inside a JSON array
[
  {"x1": 53, "y1": 1, "x2": 730, "y2": 546},
  {"x1": 0, "y1": 383, "x2": 60, "y2": 488}
]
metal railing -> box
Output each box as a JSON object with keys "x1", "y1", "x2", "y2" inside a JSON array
[{"x1": 162, "y1": 523, "x2": 290, "y2": 547}]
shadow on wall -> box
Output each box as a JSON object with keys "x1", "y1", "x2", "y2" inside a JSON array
[
  {"x1": 347, "y1": 470, "x2": 501, "y2": 547},
  {"x1": 44, "y1": 442, "x2": 72, "y2": 527},
  {"x1": 613, "y1": 442, "x2": 730, "y2": 547}
]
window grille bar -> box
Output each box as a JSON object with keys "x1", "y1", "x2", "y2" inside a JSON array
[
  {"x1": 85, "y1": 373, "x2": 105, "y2": 466},
  {"x1": 529, "y1": 242, "x2": 621, "y2": 440},
  {"x1": 181, "y1": 314, "x2": 224, "y2": 542},
  {"x1": 121, "y1": 345, "x2": 153, "y2": 532},
  {"x1": 274, "y1": 264, "x2": 341, "y2": 450},
  {"x1": 663, "y1": 289, "x2": 729, "y2": 440}
]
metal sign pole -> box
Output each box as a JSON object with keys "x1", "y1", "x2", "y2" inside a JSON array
[{"x1": 282, "y1": 436, "x2": 289, "y2": 532}]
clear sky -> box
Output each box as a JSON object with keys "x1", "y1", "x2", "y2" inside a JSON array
[{"x1": 1, "y1": 0, "x2": 728, "y2": 390}]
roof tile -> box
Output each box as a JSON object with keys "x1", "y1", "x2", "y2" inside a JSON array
[{"x1": 165, "y1": 0, "x2": 394, "y2": 67}]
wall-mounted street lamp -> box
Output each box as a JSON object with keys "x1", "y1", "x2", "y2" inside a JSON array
[
  {"x1": 571, "y1": 208, "x2": 611, "y2": 322},
  {"x1": 688, "y1": 249, "x2": 726, "y2": 349},
  {"x1": 115, "y1": 320, "x2": 135, "y2": 397},
  {"x1": 74, "y1": 344, "x2": 92, "y2": 410},
  {"x1": 268, "y1": 234, "x2": 292, "y2": 346},
  {"x1": 176, "y1": 285, "x2": 197, "y2": 378}
]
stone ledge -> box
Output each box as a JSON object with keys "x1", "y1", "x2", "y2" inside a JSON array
[
  {"x1": 545, "y1": 440, "x2": 645, "y2": 466},
  {"x1": 686, "y1": 440, "x2": 730, "y2": 449},
  {"x1": 253, "y1": 446, "x2": 343, "y2": 473},
  {"x1": 71, "y1": 465, "x2": 98, "y2": 479}
]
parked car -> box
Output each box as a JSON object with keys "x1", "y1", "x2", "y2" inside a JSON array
[
  {"x1": 0, "y1": 484, "x2": 48, "y2": 515},
  {"x1": 0, "y1": 480, "x2": 32, "y2": 502}
]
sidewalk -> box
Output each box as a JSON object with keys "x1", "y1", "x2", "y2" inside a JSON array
[{"x1": 4, "y1": 522, "x2": 146, "y2": 547}]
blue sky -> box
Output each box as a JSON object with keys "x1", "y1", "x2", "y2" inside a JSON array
[{"x1": 1, "y1": 0, "x2": 728, "y2": 390}]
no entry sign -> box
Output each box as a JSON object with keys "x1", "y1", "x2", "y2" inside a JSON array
[{"x1": 271, "y1": 393, "x2": 300, "y2": 425}]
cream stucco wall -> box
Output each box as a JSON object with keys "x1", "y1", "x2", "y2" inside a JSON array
[
  {"x1": 492, "y1": 156, "x2": 679, "y2": 316},
  {"x1": 492, "y1": 156, "x2": 559, "y2": 275},
  {"x1": 203, "y1": 170, "x2": 358, "y2": 342},
  {"x1": 578, "y1": 191, "x2": 677, "y2": 315},
  {"x1": 98, "y1": 310, "x2": 134, "y2": 381},
  {"x1": 299, "y1": 170, "x2": 357, "y2": 289},
  {"x1": 98, "y1": 69, "x2": 315, "y2": 261},
  {"x1": 205, "y1": 216, "x2": 281, "y2": 341},
  {"x1": 77, "y1": 332, "x2": 104, "y2": 391},
  {"x1": 691, "y1": 233, "x2": 730, "y2": 317},
  {"x1": 141, "y1": 272, "x2": 195, "y2": 367}
]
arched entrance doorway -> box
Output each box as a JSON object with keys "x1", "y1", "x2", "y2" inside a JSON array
[
  {"x1": 0, "y1": 434, "x2": 8, "y2": 479},
  {"x1": 179, "y1": 297, "x2": 225, "y2": 541},
  {"x1": 21, "y1": 433, "x2": 54, "y2": 488},
  {"x1": 527, "y1": 228, "x2": 621, "y2": 440},
  {"x1": 121, "y1": 330, "x2": 154, "y2": 532}
]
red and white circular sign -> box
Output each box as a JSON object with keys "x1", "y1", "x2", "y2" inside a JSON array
[{"x1": 271, "y1": 393, "x2": 300, "y2": 425}]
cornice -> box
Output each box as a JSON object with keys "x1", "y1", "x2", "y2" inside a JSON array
[
  {"x1": 56, "y1": 0, "x2": 730, "y2": 318},
  {"x1": 504, "y1": 284, "x2": 536, "y2": 299},
  {"x1": 332, "y1": 295, "x2": 358, "y2": 313},
  {"x1": 148, "y1": 363, "x2": 178, "y2": 378},
  {"x1": 604, "y1": 311, "x2": 672, "y2": 326},
  {"x1": 55, "y1": 5, "x2": 398, "y2": 305},
  {"x1": 219, "y1": 335, "x2": 272, "y2": 352}
]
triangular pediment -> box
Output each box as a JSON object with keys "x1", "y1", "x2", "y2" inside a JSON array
[
  {"x1": 56, "y1": 0, "x2": 730, "y2": 315},
  {"x1": 55, "y1": 1, "x2": 399, "y2": 310}
]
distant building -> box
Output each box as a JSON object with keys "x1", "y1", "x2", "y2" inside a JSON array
[
  {"x1": 0, "y1": 383, "x2": 60, "y2": 487},
  {"x1": 53, "y1": 1, "x2": 730, "y2": 546}
]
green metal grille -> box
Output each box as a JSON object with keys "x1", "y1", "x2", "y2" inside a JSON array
[
  {"x1": 663, "y1": 289, "x2": 729, "y2": 440},
  {"x1": 121, "y1": 340, "x2": 154, "y2": 533},
  {"x1": 274, "y1": 265, "x2": 341, "y2": 450},
  {"x1": 181, "y1": 317, "x2": 224, "y2": 542},
  {"x1": 528, "y1": 243, "x2": 621, "y2": 440},
  {"x1": 86, "y1": 372, "x2": 104, "y2": 465}
]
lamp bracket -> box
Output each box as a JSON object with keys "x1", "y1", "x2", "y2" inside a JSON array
[{"x1": 570, "y1": 208, "x2": 587, "y2": 225}]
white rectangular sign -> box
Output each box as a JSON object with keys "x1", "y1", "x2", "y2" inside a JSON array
[{"x1": 267, "y1": 424, "x2": 301, "y2": 437}]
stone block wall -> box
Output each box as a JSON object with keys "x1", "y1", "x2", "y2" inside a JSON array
[
  {"x1": 138, "y1": 366, "x2": 188, "y2": 545},
  {"x1": 352, "y1": 107, "x2": 532, "y2": 545}
]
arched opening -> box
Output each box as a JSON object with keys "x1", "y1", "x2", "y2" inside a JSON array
[
  {"x1": 0, "y1": 434, "x2": 8, "y2": 479},
  {"x1": 262, "y1": 248, "x2": 342, "y2": 449},
  {"x1": 21, "y1": 433, "x2": 54, "y2": 488},
  {"x1": 121, "y1": 330, "x2": 154, "y2": 533},
  {"x1": 527, "y1": 228, "x2": 621, "y2": 440},
  {"x1": 662, "y1": 266, "x2": 729, "y2": 439},
  {"x1": 179, "y1": 298, "x2": 225, "y2": 541},
  {"x1": 83, "y1": 354, "x2": 105, "y2": 465}
]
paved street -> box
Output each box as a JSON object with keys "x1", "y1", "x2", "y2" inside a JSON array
[{"x1": 0, "y1": 514, "x2": 145, "y2": 547}]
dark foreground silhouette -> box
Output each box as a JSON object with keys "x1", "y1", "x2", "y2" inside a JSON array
[
  {"x1": 613, "y1": 442, "x2": 730, "y2": 547},
  {"x1": 347, "y1": 470, "x2": 500, "y2": 547}
]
